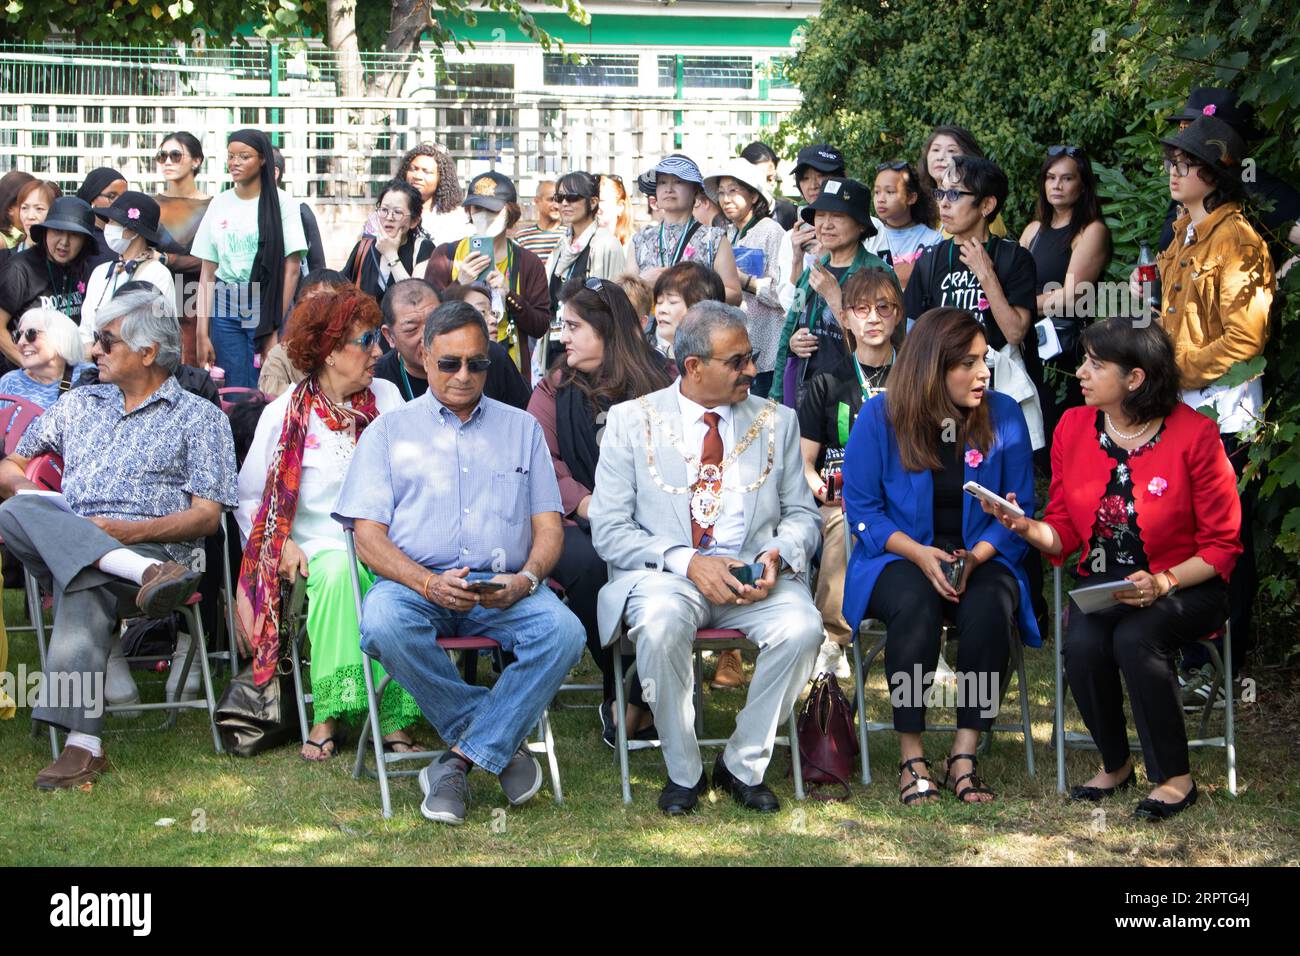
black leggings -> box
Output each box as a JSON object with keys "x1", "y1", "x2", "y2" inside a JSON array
[
  {"x1": 1064, "y1": 576, "x2": 1228, "y2": 783},
  {"x1": 549, "y1": 524, "x2": 643, "y2": 706},
  {"x1": 866, "y1": 558, "x2": 1019, "y2": 734}
]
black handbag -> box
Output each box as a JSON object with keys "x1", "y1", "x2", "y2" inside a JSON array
[{"x1": 215, "y1": 605, "x2": 302, "y2": 757}]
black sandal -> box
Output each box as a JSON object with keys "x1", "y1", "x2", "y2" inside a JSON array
[
  {"x1": 382, "y1": 736, "x2": 425, "y2": 754},
  {"x1": 301, "y1": 735, "x2": 344, "y2": 761},
  {"x1": 899, "y1": 756, "x2": 940, "y2": 805},
  {"x1": 943, "y1": 753, "x2": 995, "y2": 803}
]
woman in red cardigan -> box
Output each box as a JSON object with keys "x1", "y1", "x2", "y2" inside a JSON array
[{"x1": 981, "y1": 317, "x2": 1240, "y2": 821}]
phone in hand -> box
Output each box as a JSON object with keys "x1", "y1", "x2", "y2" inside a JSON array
[
  {"x1": 729, "y1": 563, "x2": 768, "y2": 587},
  {"x1": 469, "y1": 235, "x2": 493, "y2": 259},
  {"x1": 943, "y1": 554, "x2": 967, "y2": 591},
  {"x1": 465, "y1": 581, "x2": 506, "y2": 593}
]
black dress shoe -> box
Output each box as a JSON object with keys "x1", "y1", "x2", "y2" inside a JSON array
[
  {"x1": 1069, "y1": 766, "x2": 1136, "y2": 802},
  {"x1": 658, "y1": 771, "x2": 709, "y2": 815},
  {"x1": 1134, "y1": 781, "x2": 1198, "y2": 821},
  {"x1": 712, "y1": 754, "x2": 780, "y2": 813}
]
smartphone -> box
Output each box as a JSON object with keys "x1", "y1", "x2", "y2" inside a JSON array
[
  {"x1": 962, "y1": 480, "x2": 1026, "y2": 517},
  {"x1": 465, "y1": 581, "x2": 506, "y2": 593},
  {"x1": 469, "y1": 235, "x2": 492, "y2": 259},
  {"x1": 943, "y1": 554, "x2": 967, "y2": 590},
  {"x1": 729, "y1": 563, "x2": 768, "y2": 587}
]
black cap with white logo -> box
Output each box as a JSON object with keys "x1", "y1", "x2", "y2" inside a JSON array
[{"x1": 792, "y1": 144, "x2": 846, "y2": 181}]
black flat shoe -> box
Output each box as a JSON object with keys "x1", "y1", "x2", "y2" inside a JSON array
[
  {"x1": 1134, "y1": 782, "x2": 1198, "y2": 821},
  {"x1": 712, "y1": 754, "x2": 780, "y2": 812},
  {"x1": 658, "y1": 771, "x2": 709, "y2": 816},
  {"x1": 601, "y1": 700, "x2": 660, "y2": 750},
  {"x1": 1069, "y1": 766, "x2": 1136, "y2": 802}
]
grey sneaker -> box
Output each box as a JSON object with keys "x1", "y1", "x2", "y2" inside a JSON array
[
  {"x1": 418, "y1": 757, "x2": 470, "y2": 825},
  {"x1": 498, "y1": 744, "x2": 543, "y2": 806}
]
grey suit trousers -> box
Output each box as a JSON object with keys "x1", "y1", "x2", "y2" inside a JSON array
[
  {"x1": 0, "y1": 495, "x2": 169, "y2": 735},
  {"x1": 622, "y1": 573, "x2": 822, "y2": 787}
]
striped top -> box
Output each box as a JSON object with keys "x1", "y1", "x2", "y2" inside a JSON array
[{"x1": 514, "y1": 225, "x2": 566, "y2": 261}]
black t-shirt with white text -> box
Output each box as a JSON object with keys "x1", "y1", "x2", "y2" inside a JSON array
[
  {"x1": 903, "y1": 237, "x2": 1036, "y2": 353},
  {"x1": 0, "y1": 247, "x2": 87, "y2": 327}
]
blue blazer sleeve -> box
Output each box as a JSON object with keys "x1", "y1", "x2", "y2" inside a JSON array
[
  {"x1": 970, "y1": 391, "x2": 1034, "y2": 563},
  {"x1": 843, "y1": 395, "x2": 900, "y2": 557}
]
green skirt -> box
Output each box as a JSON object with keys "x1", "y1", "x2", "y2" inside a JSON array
[{"x1": 304, "y1": 549, "x2": 423, "y2": 736}]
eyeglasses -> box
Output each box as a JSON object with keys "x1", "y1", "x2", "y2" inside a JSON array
[
  {"x1": 92, "y1": 330, "x2": 121, "y2": 352},
  {"x1": 344, "y1": 329, "x2": 384, "y2": 350},
  {"x1": 377, "y1": 205, "x2": 411, "y2": 220},
  {"x1": 435, "y1": 356, "x2": 492, "y2": 373},
  {"x1": 156, "y1": 149, "x2": 186, "y2": 164},
  {"x1": 846, "y1": 301, "x2": 898, "y2": 319},
  {"x1": 1048, "y1": 145, "x2": 1086, "y2": 159},
  {"x1": 12, "y1": 328, "x2": 43, "y2": 344},
  {"x1": 1163, "y1": 157, "x2": 1201, "y2": 177},
  {"x1": 554, "y1": 193, "x2": 587, "y2": 204},
  {"x1": 876, "y1": 161, "x2": 910, "y2": 172},
  {"x1": 713, "y1": 349, "x2": 761, "y2": 372},
  {"x1": 932, "y1": 188, "x2": 976, "y2": 203}
]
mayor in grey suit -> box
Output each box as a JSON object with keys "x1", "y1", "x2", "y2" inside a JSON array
[{"x1": 589, "y1": 301, "x2": 823, "y2": 814}]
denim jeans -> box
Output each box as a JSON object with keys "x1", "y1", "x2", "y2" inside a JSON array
[
  {"x1": 210, "y1": 281, "x2": 259, "y2": 389},
  {"x1": 359, "y1": 578, "x2": 584, "y2": 774}
]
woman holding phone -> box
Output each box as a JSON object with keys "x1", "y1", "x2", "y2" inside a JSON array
[
  {"x1": 979, "y1": 317, "x2": 1241, "y2": 821},
  {"x1": 842, "y1": 308, "x2": 1037, "y2": 806}
]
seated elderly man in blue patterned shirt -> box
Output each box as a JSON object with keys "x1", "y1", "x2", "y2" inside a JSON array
[
  {"x1": 0, "y1": 287, "x2": 238, "y2": 792},
  {"x1": 333, "y1": 300, "x2": 584, "y2": 827}
]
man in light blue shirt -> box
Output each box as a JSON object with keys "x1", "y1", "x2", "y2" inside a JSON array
[{"x1": 333, "y1": 301, "x2": 583, "y2": 825}]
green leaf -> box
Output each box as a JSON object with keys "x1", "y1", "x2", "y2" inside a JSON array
[{"x1": 1214, "y1": 355, "x2": 1267, "y2": 389}]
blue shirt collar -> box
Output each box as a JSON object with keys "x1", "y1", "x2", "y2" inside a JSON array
[{"x1": 421, "y1": 389, "x2": 487, "y2": 428}]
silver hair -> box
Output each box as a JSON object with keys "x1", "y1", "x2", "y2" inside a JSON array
[
  {"x1": 95, "y1": 287, "x2": 181, "y2": 372},
  {"x1": 17, "y1": 307, "x2": 84, "y2": 366},
  {"x1": 673, "y1": 300, "x2": 747, "y2": 376}
]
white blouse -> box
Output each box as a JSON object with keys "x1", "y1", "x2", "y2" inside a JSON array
[{"x1": 235, "y1": 378, "x2": 405, "y2": 560}]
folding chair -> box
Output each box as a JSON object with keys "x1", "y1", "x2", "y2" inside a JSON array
[
  {"x1": 610, "y1": 627, "x2": 805, "y2": 805},
  {"x1": 0, "y1": 394, "x2": 45, "y2": 455},
  {"x1": 21, "y1": 453, "x2": 223, "y2": 757},
  {"x1": 842, "y1": 510, "x2": 1036, "y2": 785},
  {"x1": 544, "y1": 579, "x2": 603, "y2": 706},
  {"x1": 1050, "y1": 566, "x2": 1238, "y2": 795},
  {"x1": 343, "y1": 527, "x2": 562, "y2": 819},
  {"x1": 209, "y1": 512, "x2": 242, "y2": 677}
]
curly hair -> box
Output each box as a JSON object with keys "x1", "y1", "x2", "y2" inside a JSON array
[
  {"x1": 282, "y1": 287, "x2": 383, "y2": 374},
  {"x1": 397, "y1": 142, "x2": 463, "y2": 215}
]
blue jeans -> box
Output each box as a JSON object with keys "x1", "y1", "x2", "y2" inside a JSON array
[
  {"x1": 359, "y1": 578, "x2": 584, "y2": 774},
  {"x1": 210, "y1": 281, "x2": 259, "y2": 389}
]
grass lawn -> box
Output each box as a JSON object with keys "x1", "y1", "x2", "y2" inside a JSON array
[{"x1": 2, "y1": 587, "x2": 1297, "y2": 867}]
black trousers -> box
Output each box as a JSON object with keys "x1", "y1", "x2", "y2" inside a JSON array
[
  {"x1": 1065, "y1": 576, "x2": 1228, "y2": 783},
  {"x1": 550, "y1": 523, "x2": 643, "y2": 706},
  {"x1": 867, "y1": 558, "x2": 1018, "y2": 733}
]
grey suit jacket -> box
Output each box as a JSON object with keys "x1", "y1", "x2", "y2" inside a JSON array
[{"x1": 589, "y1": 383, "x2": 822, "y2": 646}]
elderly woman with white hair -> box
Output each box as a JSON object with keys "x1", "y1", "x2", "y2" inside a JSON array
[{"x1": 0, "y1": 309, "x2": 94, "y2": 412}]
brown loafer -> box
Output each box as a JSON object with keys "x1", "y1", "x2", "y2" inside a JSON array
[
  {"x1": 135, "y1": 561, "x2": 202, "y2": 619},
  {"x1": 36, "y1": 745, "x2": 108, "y2": 791},
  {"x1": 711, "y1": 648, "x2": 746, "y2": 689}
]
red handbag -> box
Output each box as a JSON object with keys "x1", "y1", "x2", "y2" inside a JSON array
[{"x1": 793, "y1": 671, "x2": 859, "y2": 801}]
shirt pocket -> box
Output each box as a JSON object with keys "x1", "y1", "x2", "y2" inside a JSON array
[
  {"x1": 1189, "y1": 260, "x2": 1224, "y2": 338},
  {"x1": 493, "y1": 471, "x2": 528, "y2": 523}
]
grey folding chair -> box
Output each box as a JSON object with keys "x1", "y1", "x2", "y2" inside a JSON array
[
  {"x1": 1051, "y1": 566, "x2": 1238, "y2": 795},
  {"x1": 842, "y1": 515, "x2": 1037, "y2": 785},
  {"x1": 210, "y1": 511, "x2": 242, "y2": 677},
  {"x1": 343, "y1": 527, "x2": 562, "y2": 819},
  {"x1": 610, "y1": 627, "x2": 805, "y2": 805},
  {"x1": 284, "y1": 572, "x2": 312, "y2": 744}
]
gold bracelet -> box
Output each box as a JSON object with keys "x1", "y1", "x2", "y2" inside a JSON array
[{"x1": 421, "y1": 572, "x2": 435, "y2": 602}]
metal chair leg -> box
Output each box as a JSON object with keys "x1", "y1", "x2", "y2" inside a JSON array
[
  {"x1": 345, "y1": 530, "x2": 392, "y2": 818},
  {"x1": 1222, "y1": 622, "x2": 1237, "y2": 796},
  {"x1": 180, "y1": 604, "x2": 223, "y2": 755},
  {"x1": 851, "y1": 630, "x2": 870, "y2": 785},
  {"x1": 27, "y1": 569, "x2": 60, "y2": 759},
  {"x1": 290, "y1": 626, "x2": 310, "y2": 745},
  {"x1": 613, "y1": 645, "x2": 632, "y2": 805},
  {"x1": 787, "y1": 709, "x2": 805, "y2": 800},
  {"x1": 539, "y1": 707, "x2": 563, "y2": 804},
  {"x1": 1053, "y1": 567, "x2": 1067, "y2": 794},
  {"x1": 1016, "y1": 640, "x2": 1035, "y2": 777}
]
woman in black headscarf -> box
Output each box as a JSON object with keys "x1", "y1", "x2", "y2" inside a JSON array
[
  {"x1": 75, "y1": 166, "x2": 128, "y2": 273},
  {"x1": 191, "y1": 129, "x2": 307, "y2": 388}
]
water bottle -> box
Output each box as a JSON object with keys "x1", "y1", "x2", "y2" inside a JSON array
[{"x1": 1137, "y1": 243, "x2": 1159, "y2": 320}]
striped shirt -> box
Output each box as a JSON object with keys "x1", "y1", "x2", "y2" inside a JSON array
[
  {"x1": 332, "y1": 391, "x2": 561, "y2": 573},
  {"x1": 514, "y1": 225, "x2": 565, "y2": 261}
]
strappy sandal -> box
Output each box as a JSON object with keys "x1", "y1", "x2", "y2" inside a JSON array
[
  {"x1": 382, "y1": 736, "x2": 425, "y2": 754},
  {"x1": 943, "y1": 752, "x2": 995, "y2": 803},
  {"x1": 301, "y1": 735, "x2": 344, "y2": 762},
  {"x1": 899, "y1": 756, "x2": 941, "y2": 805}
]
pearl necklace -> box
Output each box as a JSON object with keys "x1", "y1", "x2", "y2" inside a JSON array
[{"x1": 1105, "y1": 412, "x2": 1151, "y2": 442}]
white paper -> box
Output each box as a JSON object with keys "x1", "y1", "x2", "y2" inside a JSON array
[
  {"x1": 1069, "y1": 579, "x2": 1138, "y2": 614},
  {"x1": 16, "y1": 489, "x2": 74, "y2": 514}
]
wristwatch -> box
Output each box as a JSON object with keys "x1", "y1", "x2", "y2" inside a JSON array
[
  {"x1": 1161, "y1": 569, "x2": 1180, "y2": 597},
  {"x1": 520, "y1": 570, "x2": 541, "y2": 596}
]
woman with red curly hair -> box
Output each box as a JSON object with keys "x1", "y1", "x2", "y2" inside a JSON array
[{"x1": 235, "y1": 288, "x2": 421, "y2": 760}]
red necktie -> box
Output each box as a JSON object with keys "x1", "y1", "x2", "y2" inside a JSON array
[{"x1": 691, "y1": 411, "x2": 723, "y2": 548}]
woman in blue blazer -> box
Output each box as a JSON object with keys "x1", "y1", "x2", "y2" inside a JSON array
[{"x1": 843, "y1": 307, "x2": 1038, "y2": 806}]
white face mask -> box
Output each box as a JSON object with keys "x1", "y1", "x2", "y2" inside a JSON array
[
  {"x1": 104, "y1": 221, "x2": 135, "y2": 256},
  {"x1": 469, "y1": 208, "x2": 507, "y2": 238}
]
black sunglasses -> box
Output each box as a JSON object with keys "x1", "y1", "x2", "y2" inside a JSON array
[
  {"x1": 714, "y1": 349, "x2": 761, "y2": 372},
  {"x1": 932, "y1": 187, "x2": 976, "y2": 203},
  {"x1": 1048, "y1": 145, "x2": 1085, "y2": 159},
  {"x1": 554, "y1": 193, "x2": 589, "y2": 204},
  {"x1": 435, "y1": 356, "x2": 491, "y2": 373},
  {"x1": 876, "y1": 161, "x2": 910, "y2": 172},
  {"x1": 92, "y1": 330, "x2": 121, "y2": 351},
  {"x1": 11, "y1": 328, "x2": 43, "y2": 344},
  {"x1": 156, "y1": 149, "x2": 186, "y2": 164}
]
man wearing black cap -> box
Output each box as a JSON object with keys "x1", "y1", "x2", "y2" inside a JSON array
[
  {"x1": 423, "y1": 171, "x2": 551, "y2": 378},
  {"x1": 0, "y1": 196, "x2": 100, "y2": 372},
  {"x1": 777, "y1": 144, "x2": 847, "y2": 315},
  {"x1": 1155, "y1": 87, "x2": 1300, "y2": 269}
]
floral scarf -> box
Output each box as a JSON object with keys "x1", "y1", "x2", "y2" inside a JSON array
[{"x1": 236, "y1": 377, "x2": 378, "y2": 687}]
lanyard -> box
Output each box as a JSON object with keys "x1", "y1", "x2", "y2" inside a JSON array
[
  {"x1": 946, "y1": 235, "x2": 997, "y2": 275},
  {"x1": 852, "y1": 350, "x2": 894, "y2": 396},
  {"x1": 397, "y1": 355, "x2": 416, "y2": 401},
  {"x1": 657, "y1": 221, "x2": 693, "y2": 267},
  {"x1": 734, "y1": 215, "x2": 759, "y2": 244},
  {"x1": 44, "y1": 260, "x2": 72, "y2": 300}
]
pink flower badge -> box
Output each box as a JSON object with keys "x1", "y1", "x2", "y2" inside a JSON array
[
  {"x1": 1202, "y1": 104, "x2": 1217, "y2": 116},
  {"x1": 76, "y1": 281, "x2": 86, "y2": 294},
  {"x1": 218, "y1": 219, "x2": 229, "y2": 230},
  {"x1": 964, "y1": 448, "x2": 984, "y2": 468},
  {"x1": 303, "y1": 434, "x2": 321, "y2": 450},
  {"x1": 127, "y1": 207, "x2": 141, "y2": 220},
  {"x1": 1147, "y1": 476, "x2": 1168, "y2": 497},
  {"x1": 976, "y1": 296, "x2": 989, "y2": 311}
]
